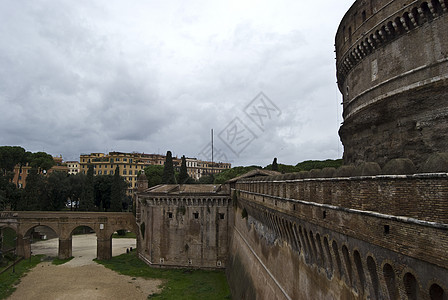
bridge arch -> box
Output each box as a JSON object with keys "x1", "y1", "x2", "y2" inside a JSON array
[{"x1": 0, "y1": 212, "x2": 136, "y2": 260}]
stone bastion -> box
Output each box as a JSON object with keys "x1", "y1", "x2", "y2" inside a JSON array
[{"x1": 335, "y1": 0, "x2": 448, "y2": 169}]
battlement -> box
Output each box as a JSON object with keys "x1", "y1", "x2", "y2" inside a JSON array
[
  {"x1": 336, "y1": 0, "x2": 448, "y2": 93},
  {"x1": 237, "y1": 173, "x2": 448, "y2": 224}
]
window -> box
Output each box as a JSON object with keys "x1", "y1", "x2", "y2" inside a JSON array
[
  {"x1": 123, "y1": 158, "x2": 127, "y2": 162},
  {"x1": 168, "y1": 212, "x2": 173, "y2": 218},
  {"x1": 193, "y1": 212, "x2": 199, "y2": 219},
  {"x1": 123, "y1": 170, "x2": 127, "y2": 175},
  {"x1": 219, "y1": 213, "x2": 225, "y2": 220},
  {"x1": 110, "y1": 170, "x2": 113, "y2": 175},
  {"x1": 384, "y1": 225, "x2": 390, "y2": 234},
  {"x1": 98, "y1": 170, "x2": 102, "y2": 175},
  {"x1": 362, "y1": 10, "x2": 366, "y2": 22}
]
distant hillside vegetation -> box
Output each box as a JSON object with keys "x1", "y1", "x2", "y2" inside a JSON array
[
  {"x1": 214, "y1": 159, "x2": 343, "y2": 183},
  {"x1": 295, "y1": 159, "x2": 343, "y2": 171},
  {"x1": 214, "y1": 166, "x2": 262, "y2": 184}
]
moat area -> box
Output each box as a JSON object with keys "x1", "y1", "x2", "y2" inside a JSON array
[{"x1": 7, "y1": 235, "x2": 162, "y2": 300}]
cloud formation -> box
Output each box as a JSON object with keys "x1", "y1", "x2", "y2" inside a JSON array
[{"x1": 0, "y1": 0, "x2": 353, "y2": 166}]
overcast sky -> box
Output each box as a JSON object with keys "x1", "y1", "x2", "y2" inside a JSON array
[{"x1": 0, "y1": 0, "x2": 354, "y2": 166}]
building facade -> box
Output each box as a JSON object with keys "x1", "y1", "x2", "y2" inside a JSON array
[
  {"x1": 79, "y1": 152, "x2": 231, "y2": 194},
  {"x1": 66, "y1": 161, "x2": 79, "y2": 175},
  {"x1": 136, "y1": 180, "x2": 232, "y2": 269},
  {"x1": 12, "y1": 156, "x2": 69, "y2": 188}
]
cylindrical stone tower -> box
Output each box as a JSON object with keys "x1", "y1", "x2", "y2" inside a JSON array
[{"x1": 336, "y1": 0, "x2": 448, "y2": 169}]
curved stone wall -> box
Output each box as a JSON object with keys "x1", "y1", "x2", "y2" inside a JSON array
[{"x1": 335, "y1": 0, "x2": 448, "y2": 168}]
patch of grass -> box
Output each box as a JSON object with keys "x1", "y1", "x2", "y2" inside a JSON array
[
  {"x1": 97, "y1": 252, "x2": 231, "y2": 299},
  {"x1": 0, "y1": 255, "x2": 43, "y2": 300},
  {"x1": 112, "y1": 232, "x2": 136, "y2": 239},
  {"x1": 52, "y1": 257, "x2": 74, "y2": 265}
]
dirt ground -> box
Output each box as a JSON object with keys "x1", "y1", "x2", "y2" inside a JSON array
[{"x1": 7, "y1": 234, "x2": 163, "y2": 300}]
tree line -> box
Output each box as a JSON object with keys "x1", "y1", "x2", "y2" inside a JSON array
[{"x1": 0, "y1": 146, "x2": 128, "y2": 212}]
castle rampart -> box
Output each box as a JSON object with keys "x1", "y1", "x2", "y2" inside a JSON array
[
  {"x1": 226, "y1": 175, "x2": 448, "y2": 299},
  {"x1": 137, "y1": 184, "x2": 231, "y2": 269},
  {"x1": 336, "y1": 0, "x2": 448, "y2": 168}
]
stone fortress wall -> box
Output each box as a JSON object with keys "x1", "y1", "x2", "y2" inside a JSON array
[
  {"x1": 136, "y1": 184, "x2": 232, "y2": 269},
  {"x1": 225, "y1": 170, "x2": 448, "y2": 299},
  {"x1": 336, "y1": 0, "x2": 448, "y2": 168}
]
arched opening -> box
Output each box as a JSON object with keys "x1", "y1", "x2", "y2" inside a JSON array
[
  {"x1": 403, "y1": 272, "x2": 419, "y2": 300},
  {"x1": 383, "y1": 263, "x2": 398, "y2": 300},
  {"x1": 316, "y1": 233, "x2": 325, "y2": 268},
  {"x1": 332, "y1": 240, "x2": 343, "y2": 278},
  {"x1": 292, "y1": 223, "x2": 301, "y2": 252},
  {"x1": 0, "y1": 227, "x2": 18, "y2": 266},
  {"x1": 70, "y1": 226, "x2": 97, "y2": 262},
  {"x1": 303, "y1": 228, "x2": 313, "y2": 263},
  {"x1": 402, "y1": 13, "x2": 413, "y2": 30},
  {"x1": 421, "y1": 2, "x2": 433, "y2": 20},
  {"x1": 342, "y1": 245, "x2": 353, "y2": 285},
  {"x1": 309, "y1": 230, "x2": 319, "y2": 265},
  {"x1": 299, "y1": 226, "x2": 310, "y2": 262},
  {"x1": 430, "y1": 283, "x2": 445, "y2": 300},
  {"x1": 111, "y1": 228, "x2": 137, "y2": 257},
  {"x1": 411, "y1": 8, "x2": 421, "y2": 26},
  {"x1": 25, "y1": 225, "x2": 59, "y2": 259},
  {"x1": 367, "y1": 256, "x2": 379, "y2": 299},
  {"x1": 387, "y1": 21, "x2": 396, "y2": 38},
  {"x1": 324, "y1": 237, "x2": 333, "y2": 275},
  {"x1": 431, "y1": 0, "x2": 443, "y2": 15},
  {"x1": 354, "y1": 250, "x2": 365, "y2": 292}
]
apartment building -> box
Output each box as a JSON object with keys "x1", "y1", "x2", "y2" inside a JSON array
[
  {"x1": 12, "y1": 156, "x2": 69, "y2": 188},
  {"x1": 66, "y1": 161, "x2": 80, "y2": 175},
  {"x1": 79, "y1": 151, "x2": 231, "y2": 192}
]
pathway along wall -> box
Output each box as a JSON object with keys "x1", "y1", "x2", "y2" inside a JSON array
[{"x1": 336, "y1": 0, "x2": 448, "y2": 169}]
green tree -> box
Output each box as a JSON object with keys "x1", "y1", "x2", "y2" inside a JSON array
[
  {"x1": 214, "y1": 166, "x2": 262, "y2": 184},
  {"x1": 28, "y1": 152, "x2": 55, "y2": 172},
  {"x1": 178, "y1": 155, "x2": 190, "y2": 184},
  {"x1": 272, "y1": 158, "x2": 278, "y2": 171},
  {"x1": 0, "y1": 146, "x2": 27, "y2": 175},
  {"x1": 295, "y1": 159, "x2": 343, "y2": 171},
  {"x1": 144, "y1": 165, "x2": 164, "y2": 187},
  {"x1": 198, "y1": 175, "x2": 214, "y2": 184},
  {"x1": 94, "y1": 175, "x2": 113, "y2": 211},
  {"x1": 79, "y1": 165, "x2": 95, "y2": 211},
  {"x1": 110, "y1": 166, "x2": 124, "y2": 212},
  {"x1": 162, "y1": 151, "x2": 176, "y2": 184},
  {"x1": 0, "y1": 174, "x2": 21, "y2": 210},
  {"x1": 44, "y1": 172, "x2": 69, "y2": 211},
  {"x1": 68, "y1": 173, "x2": 85, "y2": 210},
  {"x1": 18, "y1": 168, "x2": 45, "y2": 211}
]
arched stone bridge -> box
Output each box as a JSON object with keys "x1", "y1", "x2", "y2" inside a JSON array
[{"x1": 0, "y1": 211, "x2": 138, "y2": 260}]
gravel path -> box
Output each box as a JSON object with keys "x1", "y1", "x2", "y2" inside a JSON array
[{"x1": 7, "y1": 234, "x2": 162, "y2": 300}]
